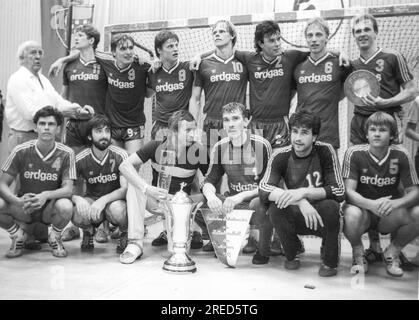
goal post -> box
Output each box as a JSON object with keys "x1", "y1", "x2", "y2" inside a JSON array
[{"x1": 104, "y1": 3, "x2": 419, "y2": 164}]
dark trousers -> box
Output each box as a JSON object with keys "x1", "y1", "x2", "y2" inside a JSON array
[
  {"x1": 268, "y1": 199, "x2": 340, "y2": 268},
  {"x1": 415, "y1": 151, "x2": 419, "y2": 177},
  {"x1": 254, "y1": 205, "x2": 273, "y2": 256}
]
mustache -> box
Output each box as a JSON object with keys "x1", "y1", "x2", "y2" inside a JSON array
[{"x1": 357, "y1": 36, "x2": 369, "y2": 41}]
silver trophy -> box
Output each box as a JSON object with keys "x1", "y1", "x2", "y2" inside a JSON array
[{"x1": 162, "y1": 183, "x2": 202, "y2": 274}]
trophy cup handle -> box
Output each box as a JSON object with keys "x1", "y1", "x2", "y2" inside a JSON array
[{"x1": 191, "y1": 201, "x2": 203, "y2": 217}]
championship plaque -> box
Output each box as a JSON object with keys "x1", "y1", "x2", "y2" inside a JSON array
[
  {"x1": 202, "y1": 208, "x2": 253, "y2": 268},
  {"x1": 344, "y1": 70, "x2": 380, "y2": 106}
]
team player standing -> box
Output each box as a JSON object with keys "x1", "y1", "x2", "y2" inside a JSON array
[{"x1": 0, "y1": 13, "x2": 418, "y2": 281}]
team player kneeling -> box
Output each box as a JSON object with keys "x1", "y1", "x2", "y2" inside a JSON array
[{"x1": 0, "y1": 106, "x2": 418, "y2": 279}]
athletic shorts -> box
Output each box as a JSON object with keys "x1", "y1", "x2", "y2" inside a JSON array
[
  {"x1": 365, "y1": 209, "x2": 389, "y2": 235},
  {"x1": 27, "y1": 201, "x2": 53, "y2": 224},
  {"x1": 203, "y1": 117, "x2": 226, "y2": 150},
  {"x1": 65, "y1": 119, "x2": 89, "y2": 147},
  {"x1": 151, "y1": 121, "x2": 170, "y2": 141},
  {"x1": 249, "y1": 117, "x2": 290, "y2": 148},
  {"x1": 76, "y1": 196, "x2": 125, "y2": 227},
  {"x1": 350, "y1": 112, "x2": 403, "y2": 145},
  {"x1": 343, "y1": 204, "x2": 389, "y2": 235},
  {"x1": 111, "y1": 125, "x2": 145, "y2": 142}
]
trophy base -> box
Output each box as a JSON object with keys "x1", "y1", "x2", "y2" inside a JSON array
[{"x1": 163, "y1": 253, "x2": 197, "y2": 274}]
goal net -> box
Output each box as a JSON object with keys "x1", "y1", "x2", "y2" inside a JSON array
[{"x1": 104, "y1": 4, "x2": 419, "y2": 178}]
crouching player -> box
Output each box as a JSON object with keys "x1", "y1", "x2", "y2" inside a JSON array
[
  {"x1": 0, "y1": 106, "x2": 75, "y2": 258},
  {"x1": 71, "y1": 115, "x2": 128, "y2": 254},
  {"x1": 119, "y1": 110, "x2": 208, "y2": 264},
  {"x1": 259, "y1": 110, "x2": 345, "y2": 276},
  {"x1": 199, "y1": 102, "x2": 272, "y2": 256},
  {"x1": 343, "y1": 112, "x2": 419, "y2": 277}
]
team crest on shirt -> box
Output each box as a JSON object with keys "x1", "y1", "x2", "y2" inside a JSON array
[
  {"x1": 128, "y1": 69, "x2": 136, "y2": 81},
  {"x1": 28, "y1": 163, "x2": 33, "y2": 169},
  {"x1": 362, "y1": 168, "x2": 368, "y2": 173},
  {"x1": 89, "y1": 171, "x2": 94, "y2": 175},
  {"x1": 212, "y1": 69, "x2": 216, "y2": 73}
]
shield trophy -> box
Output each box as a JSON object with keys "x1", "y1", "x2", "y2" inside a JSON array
[
  {"x1": 344, "y1": 70, "x2": 380, "y2": 106},
  {"x1": 162, "y1": 182, "x2": 202, "y2": 274}
]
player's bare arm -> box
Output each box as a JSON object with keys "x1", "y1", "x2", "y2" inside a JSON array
[
  {"x1": 145, "y1": 87, "x2": 155, "y2": 98},
  {"x1": 189, "y1": 49, "x2": 215, "y2": 70},
  {"x1": 378, "y1": 185, "x2": 419, "y2": 217},
  {"x1": 48, "y1": 49, "x2": 81, "y2": 77},
  {"x1": 298, "y1": 198, "x2": 325, "y2": 231},
  {"x1": 202, "y1": 182, "x2": 223, "y2": 215},
  {"x1": 27, "y1": 179, "x2": 73, "y2": 211},
  {"x1": 345, "y1": 178, "x2": 391, "y2": 217},
  {"x1": 61, "y1": 85, "x2": 69, "y2": 100},
  {"x1": 90, "y1": 176, "x2": 128, "y2": 221},
  {"x1": 405, "y1": 123, "x2": 419, "y2": 142},
  {"x1": 277, "y1": 187, "x2": 327, "y2": 209},
  {"x1": 119, "y1": 153, "x2": 167, "y2": 201},
  {"x1": 222, "y1": 188, "x2": 259, "y2": 214},
  {"x1": 188, "y1": 86, "x2": 203, "y2": 121},
  {"x1": 405, "y1": 97, "x2": 419, "y2": 142},
  {"x1": 362, "y1": 80, "x2": 418, "y2": 108},
  {"x1": 0, "y1": 172, "x2": 33, "y2": 213},
  {"x1": 71, "y1": 175, "x2": 91, "y2": 218}
]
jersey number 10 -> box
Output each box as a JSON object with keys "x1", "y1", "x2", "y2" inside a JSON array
[{"x1": 232, "y1": 61, "x2": 243, "y2": 73}]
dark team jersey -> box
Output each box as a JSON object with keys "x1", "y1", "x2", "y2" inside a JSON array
[
  {"x1": 137, "y1": 139, "x2": 209, "y2": 195},
  {"x1": 148, "y1": 61, "x2": 194, "y2": 124},
  {"x1": 96, "y1": 52, "x2": 150, "y2": 128},
  {"x1": 194, "y1": 53, "x2": 248, "y2": 120},
  {"x1": 204, "y1": 134, "x2": 272, "y2": 196},
  {"x1": 2, "y1": 140, "x2": 76, "y2": 197},
  {"x1": 235, "y1": 50, "x2": 307, "y2": 120},
  {"x1": 342, "y1": 144, "x2": 419, "y2": 200},
  {"x1": 259, "y1": 141, "x2": 345, "y2": 204},
  {"x1": 351, "y1": 48, "x2": 413, "y2": 116},
  {"x1": 75, "y1": 145, "x2": 128, "y2": 199},
  {"x1": 294, "y1": 53, "x2": 350, "y2": 148},
  {"x1": 63, "y1": 58, "x2": 107, "y2": 115}
]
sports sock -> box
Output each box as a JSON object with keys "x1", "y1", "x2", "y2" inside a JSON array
[
  {"x1": 385, "y1": 243, "x2": 402, "y2": 258},
  {"x1": 51, "y1": 225, "x2": 63, "y2": 238},
  {"x1": 7, "y1": 223, "x2": 20, "y2": 236},
  {"x1": 352, "y1": 244, "x2": 364, "y2": 257},
  {"x1": 369, "y1": 240, "x2": 383, "y2": 253}
]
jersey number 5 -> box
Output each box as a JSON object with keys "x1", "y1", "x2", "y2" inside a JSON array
[{"x1": 389, "y1": 159, "x2": 399, "y2": 174}]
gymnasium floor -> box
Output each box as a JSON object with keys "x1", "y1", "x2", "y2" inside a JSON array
[{"x1": 0, "y1": 221, "x2": 418, "y2": 300}]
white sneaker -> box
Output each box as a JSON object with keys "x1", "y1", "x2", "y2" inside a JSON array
[
  {"x1": 6, "y1": 228, "x2": 26, "y2": 258},
  {"x1": 351, "y1": 252, "x2": 368, "y2": 274},
  {"x1": 48, "y1": 232, "x2": 67, "y2": 258},
  {"x1": 384, "y1": 248, "x2": 403, "y2": 277},
  {"x1": 120, "y1": 242, "x2": 143, "y2": 264}
]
